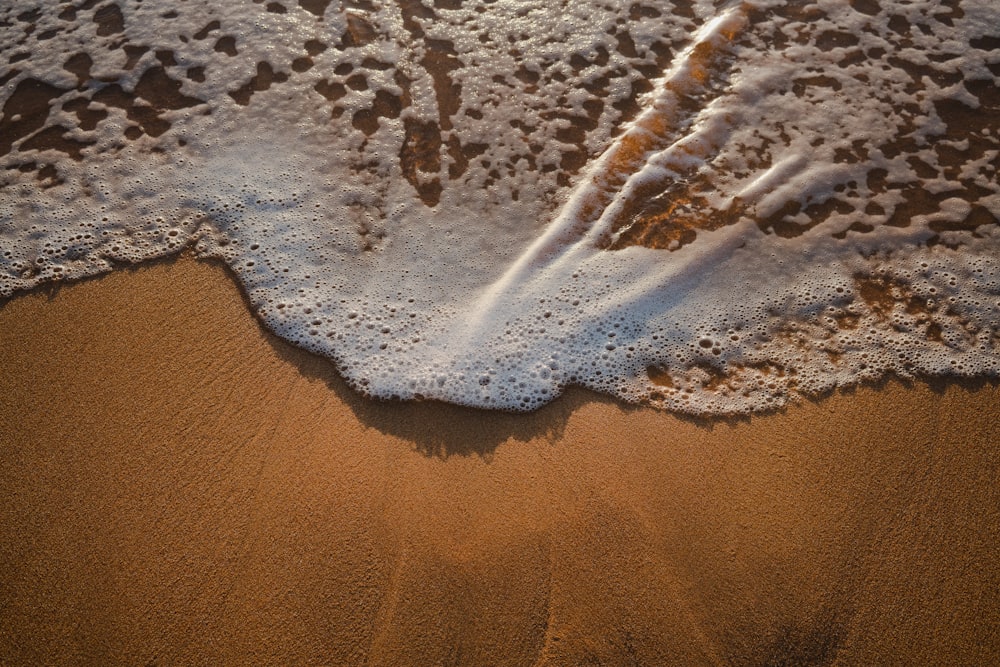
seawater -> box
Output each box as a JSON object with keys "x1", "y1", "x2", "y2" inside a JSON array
[{"x1": 1, "y1": 0, "x2": 998, "y2": 413}]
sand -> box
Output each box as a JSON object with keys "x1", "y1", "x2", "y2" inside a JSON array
[{"x1": 1, "y1": 256, "x2": 998, "y2": 665}]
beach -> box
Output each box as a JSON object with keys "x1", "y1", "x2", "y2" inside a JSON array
[
  {"x1": 1, "y1": 256, "x2": 997, "y2": 665},
  {"x1": 3, "y1": 0, "x2": 1000, "y2": 663}
]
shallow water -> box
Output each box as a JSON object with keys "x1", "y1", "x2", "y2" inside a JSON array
[{"x1": 2, "y1": 0, "x2": 998, "y2": 412}]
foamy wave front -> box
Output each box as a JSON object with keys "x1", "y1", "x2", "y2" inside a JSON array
[{"x1": 2, "y1": 0, "x2": 999, "y2": 413}]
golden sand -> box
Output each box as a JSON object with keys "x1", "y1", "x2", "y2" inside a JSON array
[{"x1": 1, "y1": 257, "x2": 998, "y2": 665}]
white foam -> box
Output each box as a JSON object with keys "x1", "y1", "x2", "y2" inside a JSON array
[{"x1": 1, "y1": 0, "x2": 998, "y2": 413}]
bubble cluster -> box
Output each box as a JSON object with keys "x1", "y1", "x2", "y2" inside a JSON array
[{"x1": 1, "y1": 0, "x2": 998, "y2": 414}]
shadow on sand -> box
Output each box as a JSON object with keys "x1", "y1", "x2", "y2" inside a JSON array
[
  {"x1": 270, "y1": 335, "x2": 622, "y2": 460},
  {"x1": 269, "y1": 321, "x2": 1000, "y2": 460}
]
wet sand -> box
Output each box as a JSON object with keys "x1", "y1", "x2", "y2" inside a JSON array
[{"x1": 1, "y1": 256, "x2": 998, "y2": 665}]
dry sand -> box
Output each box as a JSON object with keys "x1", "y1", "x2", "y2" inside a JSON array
[{"x1": 1, "y1": 256, "x2": 998, "y2": 665}]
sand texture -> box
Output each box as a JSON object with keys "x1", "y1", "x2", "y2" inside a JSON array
[{"x1": 1, "y1": 257, "x2": 998, "y2": 665}]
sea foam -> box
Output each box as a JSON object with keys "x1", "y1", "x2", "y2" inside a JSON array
[{"x1": 2, "y1": 0, "x2": 998, "y2": 412}]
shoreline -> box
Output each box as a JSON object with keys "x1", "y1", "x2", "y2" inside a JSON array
[
  {"x1": 4, "y1": 251, "x2": 997, "y2": 430},
  {"x1": 1, "y1": 256, "x2": 998, "y2": 664}
]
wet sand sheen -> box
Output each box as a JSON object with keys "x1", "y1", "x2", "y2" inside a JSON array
[{"x1": 1, "y1": 257, "x2": 998, "y2": 665}]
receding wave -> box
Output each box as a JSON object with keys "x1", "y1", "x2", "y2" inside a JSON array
[{"x1": 1, "y1": 0, "x2": 998, "y2": 412}]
